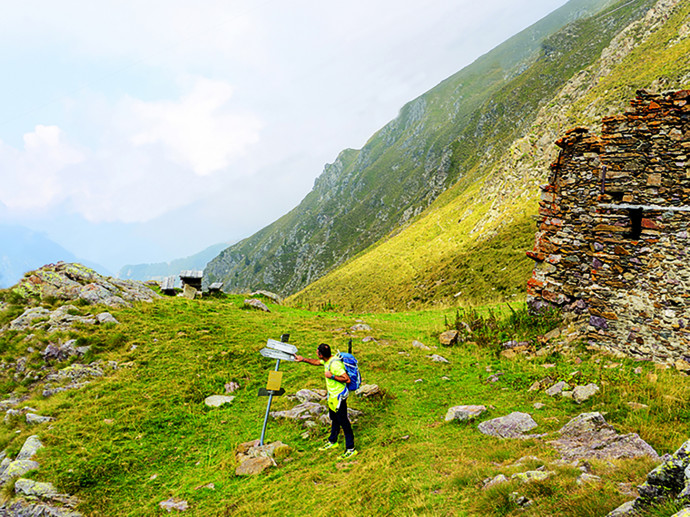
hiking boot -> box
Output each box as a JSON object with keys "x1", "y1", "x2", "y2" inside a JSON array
[
  {"x1": 339, "y1": 448, "x2": 358, "y2": 459},
  {"x1": 318, "y1": 441, "x2": 337, "y2": 451}
]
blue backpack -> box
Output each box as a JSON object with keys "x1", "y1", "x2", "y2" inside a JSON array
[
  {"x1": 335, "y1": 340, "x2": 361, "y2": 393},
  {"x1": 337, "y1": 352, "x2": 361, "y2": 392}
]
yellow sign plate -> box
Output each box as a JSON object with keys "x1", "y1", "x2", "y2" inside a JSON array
[{"x1": 266, "y1": 371, "x2": 283, "y2": 391}]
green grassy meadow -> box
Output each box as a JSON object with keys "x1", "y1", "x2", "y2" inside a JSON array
[{"x1": 1, "y1": 293, "x2": 688, "y2": 516}]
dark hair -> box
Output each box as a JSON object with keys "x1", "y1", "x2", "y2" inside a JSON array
[{"x1": 317, "y1": 343, "x2": 331, "y2": 359}]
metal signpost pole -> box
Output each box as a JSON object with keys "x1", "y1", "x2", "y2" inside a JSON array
[
  {"x1": 259, "y1": 357, "x2": 281, "y2": 446},
  {"x1": 259, "y1": 333, "x2": 290, "y2": 446}
]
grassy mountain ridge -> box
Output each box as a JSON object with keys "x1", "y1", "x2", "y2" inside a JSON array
[
  {"x1": 290, "y1": 0, "x2": 675, "y2": 312},
  {"x1": 204, "y1": 0, "x2": 612, "y2": 297}
]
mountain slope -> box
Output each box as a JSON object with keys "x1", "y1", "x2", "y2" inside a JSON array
[
  {"x1": 290, "y1": 0, "x2": 689, "y2": 312},
  {"x1": 205, "y1": 0, "x2": 613, "y2": 296}
]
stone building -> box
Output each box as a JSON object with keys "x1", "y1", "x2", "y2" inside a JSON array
[{"x1": 527, "y1": 90, "x2": 690, "y2": 363}]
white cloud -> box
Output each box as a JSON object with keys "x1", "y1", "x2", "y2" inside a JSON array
[
  {"x1": 125, "y1": 78, "x2": 262, "y2": 176},
  {"x1": 1, "y1": 78, "x2": 262, "y2": 224},
  {"x1": 1, "y1": 125, "x2": 84, "y2": 211}
]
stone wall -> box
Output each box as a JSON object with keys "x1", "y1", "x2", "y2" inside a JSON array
[{"x1": 527, "y1": 90, "x2": 690, "y2": 363}]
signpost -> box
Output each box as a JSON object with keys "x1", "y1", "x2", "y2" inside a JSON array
[{"x1": 258, "y1": 334, "x2": 296, "y2": 446}]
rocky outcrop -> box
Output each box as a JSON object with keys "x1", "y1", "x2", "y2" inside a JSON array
[
  {"x1": 551, "y1": 412, "x2": 659, "y2": 461},
  {"x1": 11, "y1": 262, "x2": 159, "y2": 307}
]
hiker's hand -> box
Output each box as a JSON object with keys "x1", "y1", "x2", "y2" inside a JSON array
[
  {"x1": 325, "y1": 371, "x2": 333, "y2": 379},
  {"x1": 295, "y1": 355, "x2": 303, "y2": 362}
]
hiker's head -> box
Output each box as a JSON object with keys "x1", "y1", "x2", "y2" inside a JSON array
[{"x1": 317, "y1": 343, "x2": 332, "y2": 360}]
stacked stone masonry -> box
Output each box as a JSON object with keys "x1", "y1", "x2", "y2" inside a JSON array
[{"x1": 527, "y1": 89, "x2": 690, "y2": 363}]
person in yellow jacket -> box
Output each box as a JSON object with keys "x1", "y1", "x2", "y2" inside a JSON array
[{"x1": 295, "y1": 343, "x2": 357, "y2": 459}]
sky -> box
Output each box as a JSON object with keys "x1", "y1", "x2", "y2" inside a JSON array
[{"x1": 0, "y1": 0, "x2": 569, "y2": 274}]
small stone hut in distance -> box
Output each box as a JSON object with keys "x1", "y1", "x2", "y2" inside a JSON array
[{"x1": 527, "y1": 90, "x2": 690, "y2": 364}]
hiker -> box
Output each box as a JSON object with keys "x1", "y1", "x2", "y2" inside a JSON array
[{"x1": 295, "y1": 343, "x2": 357, "y2": 459}]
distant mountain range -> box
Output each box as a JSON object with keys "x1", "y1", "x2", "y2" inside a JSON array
[
  {"x1": 117, "y1": 242, "x2": 231, "y2": 283},
  {"x1": 0, "y1": 225, "x2": 109, "y2": 288}
]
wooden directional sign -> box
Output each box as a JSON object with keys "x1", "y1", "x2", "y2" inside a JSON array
[
  {"x1": 266, "y1": 338, "x2": 298, "y2": 355},
  {"x1": 259, "y1": 347, "x2": 295, "y2": 361}
]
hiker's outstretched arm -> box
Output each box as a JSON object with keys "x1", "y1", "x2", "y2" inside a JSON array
[{"x1": 295, "y1": 355, "x2": 320, "y2": 366}]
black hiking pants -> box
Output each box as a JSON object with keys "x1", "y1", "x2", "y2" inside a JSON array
[{"x1": 328, "y1": 397, "x2": 354, "y2": 450}]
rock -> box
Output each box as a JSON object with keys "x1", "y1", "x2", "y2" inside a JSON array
[
  {"x1": 249, "y1": 290, "x2": 282, "y2": 304},
  {"x1": 428, "y1": 354, "x2": 449, "y2": 363},
  {"x1": 577, "y1": 473, "x2": 602, "y2": 485},
  {"x1": 509, "y1": 492, "x2": 532, "y2": 508},
  {"x1": 350, "y1": 324, "x2": 372, "y2": 332},
  {"x1": 204, "y1": 395, "x2": 235, "y2": 407},
  {"x1": 445, "y1": 405, "x2": 487, "y2": 422},
  {"x1": 606, "y1": 500, "x2": 638, "y2": 517},
  {"x1": 14, "y1": 478, "x2": 59, "y2": 499},
  {"x1": 672, "y1": 509, "x2": 690, "y2": 517},
  {"x1": 181, "y1": 284, "x2": 197, "y2": 300},
  {"x1": 477, "y1": 412, "x2": 540, "y2": 439},
  {"x1": 412, "y1": 340, "x2": 431, "y2": 351},
  {"x1": 96, "y1": 312, "x2": 119, "y2": 324},
  {"x1": 159, "y1": 497, "x2": 189, "y2": 512},
  {"x1": 550, "y1": 412, "x2": 659, "y2": 461},
  {"x1": 572, "y1": 383, "x2": 600, "y2": 403},
  {"x1": 17, "y1": 435, "x2": 44, "y2": 461},
  {"x1": 244, "y1": 299, "x2": 270, "y2": 312},
  {"x1": 355, "y1": 384, "x2": 382, "y2": 398},
  {"x1": 270, "y1": 402, "x2": 327, "y2": 421},
  {"x1": 1, "y1": 460, "x2": 40, "y2": 484},
  {"x1": 512, "y1": 470, "x2": 554, "y2": 483},
  {"x1": 26, "y1": 413, "x2": 53, "y2": 425},
  {"x1": 0, "y1": 499, "x2": 82, "y2": 517},
  {"x1": 546, "y1": 381, "x2": 570, "y2": 397},
  {"x1": 533, "y1": 403, "x2": 545, "y2": 409},
  {"x1": 482, "y1": 474, "x2": 508, "y2": 489},
  {"x1": 235, "y1": 456, "x2": 273, "y2": 476},
  {"x1": 289, "y1": 389, "x2": 327, "y2": 403},
  {"x1": 439, "y1": 330, "x2": 459, "y2": 346},
  {"x1": 9, "y1": 308, "x2": 51, "y2": 331}
]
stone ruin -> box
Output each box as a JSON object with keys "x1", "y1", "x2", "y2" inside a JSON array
[{"x1": 527, "y1": 89, "x2": 690, "y2": 364}]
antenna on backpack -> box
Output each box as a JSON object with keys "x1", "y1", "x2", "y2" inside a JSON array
[{"x1": 348, "y1": 338, "x2": 352, "y2": 354}]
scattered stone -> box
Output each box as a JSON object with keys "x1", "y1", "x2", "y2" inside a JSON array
[
  {"x1": 96, "y1": 312, "x2": 119, "y2": 324},
  {"x1": 572, "y1": 383, "x2": 600, "y2": 404},
  {"x1": 577, "y1": 473, "x2": 602, "y2": 485},
  {"x1": 204, "y1": 395, "x2": 235, "y2": 407},
  {"x1": 412, "y1": 340, "x2": 431, "y2": 351},
  {"x1": 235, "y1": 456, "x2": 273, "y2": 476},
  {"x1": 249, "y1": 290, "x2": 282, "y2": 304},
  {"x1": 546, "y1": 381, "x2": 570, "y2": 397},
  {"x1": 445, "y1": 405, "x2": 487, "y2": 422},
  {"x1": 350, "y1": 323, "x2": 372, "y2": 332},
  {"x1": 478, "y1": 412, "x2": 541, "y2": 439},
  {"x1": 355, "y1": 384, "x2": 382, "y2": 398},
  {"x1": 512, "y1": 470, "x2": 554, "y2": 483},
  {"x1": 26, "y1": 413, "x2": 53, "y2": 425},
  {"x1": 14, "y1": 478, "x2": 59, "y2": 499},
  {"x1": 362, "y1": 336, "x2": 377, "y2": 343},
  {"x1": 627, "y1": 402, "x2": 649, "y2": 411},
  {"x1": 288, "y1": 389, "x2": 327, "y2": 403},
  {"x1": 439, "y1": 330, "x2": 459, "y2": 346},
  {"x1": 550, "y1": 412, "x2": 659, "y2": 461},
  {"x1": 606, "y1": 500, "x2": 637, "y2": 516},
  {"x1": 244, "y1": 299, "x2": 270, "y2": 312},
  {"x1": 482, "y1": 474, "x2": 508, "y2": 489},
  {"x1": 17, "y1": 435, "x2": 44, "y2": 461},
  {"x1": 159, "y1": 497, "x2": 189, "y2": 512},
  {"x1": 533, "y1": 403, "x2": 545, "y2": 410},
  {"x1": 428, "y1": 354, "x2": 449, "y2": 363},
  {"x1": 270, "y1": 402, "x2": 327, "y2": 421},
  {"x1": 509, "y1": 492, "x2": 532, "y2": 508}
]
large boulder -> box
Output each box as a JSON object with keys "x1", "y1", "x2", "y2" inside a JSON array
[
  {"x1": 478, "y1": 412, "x2": 541, "y2": 439},
  {"x1": 550, "y1": 412, "x2": 658, "y2": 461}
]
